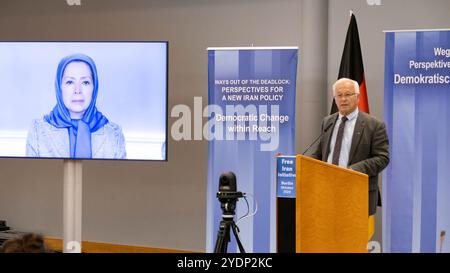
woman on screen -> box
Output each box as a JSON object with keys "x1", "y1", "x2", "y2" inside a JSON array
[{"x1": 26, "y1": 53, "x2": 126, "y2": 159}]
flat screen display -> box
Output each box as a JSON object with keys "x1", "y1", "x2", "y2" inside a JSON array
[{"x1": 0, "y1": 42, "x2": 168, "y2": 160}]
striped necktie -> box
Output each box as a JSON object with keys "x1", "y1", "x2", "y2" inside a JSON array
[{"x1": 332, "y1": 116, "x2": 348, "y2": 165}]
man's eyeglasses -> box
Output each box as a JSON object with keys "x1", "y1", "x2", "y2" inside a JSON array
[{"x1": 335, "y1": 93, "x2": 357, "y2": 99}]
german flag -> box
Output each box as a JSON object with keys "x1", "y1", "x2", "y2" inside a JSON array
[
  {"x1": 332, "y1": 13, "x2": 376, "y2": 241},
  {"x1": 331, "y1": 13, "x2": 369, "y2": 114}
]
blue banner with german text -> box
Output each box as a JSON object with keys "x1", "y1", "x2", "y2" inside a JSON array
[{"x1": 384, "y1": 30, "x2": 450, "y2": 253}]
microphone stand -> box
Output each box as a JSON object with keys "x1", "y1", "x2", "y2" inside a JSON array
[{"x1": 302, "y1": 122, "x2": 333, "y2": 155}]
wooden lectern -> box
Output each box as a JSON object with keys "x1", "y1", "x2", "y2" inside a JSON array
[{"x1": 295, "y1": 155, "x2": 368, "y2": 253}]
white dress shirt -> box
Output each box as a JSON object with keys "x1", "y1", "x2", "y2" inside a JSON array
[{"x1": 327, "y1": 108, "x2": 359, "y2": 167}]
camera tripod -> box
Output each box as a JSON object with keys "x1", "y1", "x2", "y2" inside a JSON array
[{"x1": 214, "y1": 214, "x2": 246, "y2": 253}]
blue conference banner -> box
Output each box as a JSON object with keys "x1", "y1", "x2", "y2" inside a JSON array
[
  {"x1": 277, "y1": 156, "x2": 296, "y2": 199},
  {"x1": 384, "y1": 30, "x2": 450, "y2": 253},
  {"x1": 206, "y1": 47, "x2": 298, "y2": 253}
]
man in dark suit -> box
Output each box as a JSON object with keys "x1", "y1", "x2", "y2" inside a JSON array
[{"x1": 311, "y1": 78, "x2": 389, "y2": 215}]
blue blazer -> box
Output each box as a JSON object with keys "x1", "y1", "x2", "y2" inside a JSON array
[{"x1": 26, "y1": 118, "x2": 126, "y2": 159}]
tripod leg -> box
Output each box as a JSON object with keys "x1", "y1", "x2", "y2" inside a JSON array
[
  {"x1": 214, "y1": 220, "x2": 231, "y2": 253},
  {"x1": 214, "y1": 222, "x2": 225, "y2": 253},
  {"x1": 214, "y1": 232, "x2": 224, "y2": 253},
  {"x1": 222, "y1": 222, "x2": 231, "y2": 253},
  {"x1": 231, "y1": 222, "x2": 246, "y2": 253}
]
